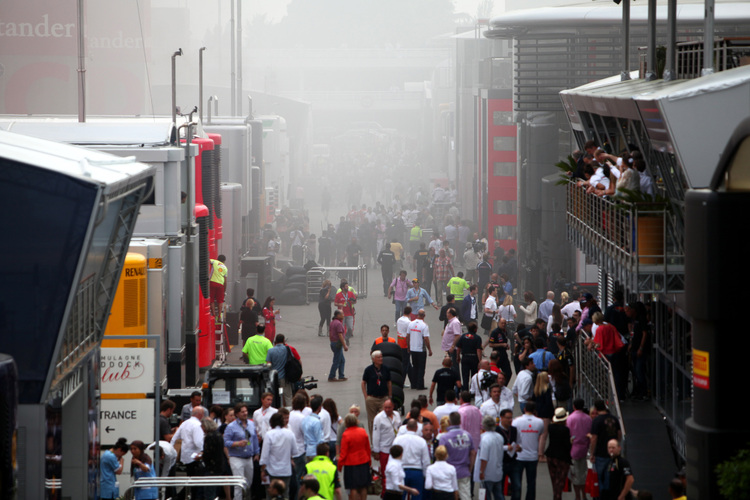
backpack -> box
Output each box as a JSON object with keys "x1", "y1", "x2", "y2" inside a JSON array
[{"x1": 284, "y1": 346, "x2": 303, "y2": 383}]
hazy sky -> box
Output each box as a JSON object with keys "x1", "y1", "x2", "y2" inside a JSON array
[{"x1": 249, "y1": 0, "x2": 503, "y2": 22}]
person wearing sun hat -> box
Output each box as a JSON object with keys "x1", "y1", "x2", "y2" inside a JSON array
[{"x1": 546, "y1": 407, "x2": 573, "y2": 500}]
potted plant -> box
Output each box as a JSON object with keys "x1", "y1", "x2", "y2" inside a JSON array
[
  {"x1": 716, "y1": 444, "x2": 750, "y2": 499},
  {"x1": 555, "y1": 155, "x2": 584, "y2": 218}
]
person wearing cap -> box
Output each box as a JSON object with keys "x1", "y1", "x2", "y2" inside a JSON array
[
  {"x1": 334, "y1": 280, "x2": 357, "y2": 346},
  {"x1": 545, "y1": 408, "x2": 572, "y2": 500},
  {"x1": 405, "y1": 278, "x2": 439, "y2": 319}
]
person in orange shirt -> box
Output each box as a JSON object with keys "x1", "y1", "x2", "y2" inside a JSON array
[
  {"x1": 371, "y1": 324, "x2": 397, "y2": 351},
  {"x1": 417, "y1": 395, "x2": 439, "y2": 440}
]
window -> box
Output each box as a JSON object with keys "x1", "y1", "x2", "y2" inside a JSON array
[
  {"x1": 494, "y1": 226, "x2": 517, "y2": 240},
  {"x1": 493, "y1": 111, "x2": 513, "y2": 126},
  {"x1": 493, "y1": 136, "x2": 516, "y2": 151},
  {"x1": 493, "y1": 200, "x2": 516, "y2": 215},
  {"x1": 493, "y1": 162, "x2": 516, "y2": 176}
]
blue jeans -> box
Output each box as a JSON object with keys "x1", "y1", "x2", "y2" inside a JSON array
[
  {"x1": 329, "y1": 342, "x2": 345, "y2": 379},
  {"x1": 595, "y1": 456, "x2": 610, "y2": 491},
  {"x1": 395, "y1": 300, "x2": 407, "y2": 322},
  {"x1": 483, "y1": 480, "x2": 505, "y2": 500},
  {"x1": 403, "y1": 468, "x2": 424, "y2": 500},
  {"x1": 510, "y1": 460, "x2": 537, "y2": 500}
]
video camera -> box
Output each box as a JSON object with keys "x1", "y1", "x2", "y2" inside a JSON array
[{"x1": 295, "y1": 375, "x2": 318, "y2": 392}]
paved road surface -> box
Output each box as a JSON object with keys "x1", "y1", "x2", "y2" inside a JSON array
[{"x1": 226, "y1": 263, "x2": 559, "y2": 499}]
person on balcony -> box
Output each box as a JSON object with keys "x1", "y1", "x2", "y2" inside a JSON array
[
  {"x1": 615, "y1": 152, "x2": 641, "y2": 196},
  {"x1": 634, "y1": 157, "x2": 656, "y2": 197}
]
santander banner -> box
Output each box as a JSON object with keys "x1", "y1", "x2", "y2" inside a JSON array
[{"x1": 0, "y1": 0, "x2": 149, "y2": 114}]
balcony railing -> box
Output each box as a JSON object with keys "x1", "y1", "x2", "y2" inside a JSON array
[
  {"x1": 566, "y1": 182, "x2": 684, "y2": 294},
  {"x1": 639, "y1": 37, "x2": 750, "y2": 80}
]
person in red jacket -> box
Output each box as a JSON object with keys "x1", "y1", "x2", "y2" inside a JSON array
[
  {"x1": 338, "y1": 414, "x2": 372, "y2": 500},
  {"x1": 583, "y1": 312, "x2": 627, "y2": 400}
]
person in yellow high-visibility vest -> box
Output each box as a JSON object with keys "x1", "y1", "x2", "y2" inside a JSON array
[
  {"x1": 409, "y1": 222, "x2": 423, "y2": 256},
  {"x1": 210, "y1": 254, "x2": 228, "y2": 320}
]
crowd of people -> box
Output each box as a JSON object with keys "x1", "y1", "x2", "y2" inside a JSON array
[
  {"x1": 106, "y1": 369, "x2": 638, "y2": 500},
  {"x1": 569, "y1": 140, "x2": 656, "y2": 199},
  {"x1": 100, "y1": 187, "x2": 665, "y2": 500}
]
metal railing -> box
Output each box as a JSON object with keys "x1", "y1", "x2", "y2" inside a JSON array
[
  {"x1": 127, "y1": 476, "x2": 248, "y2": 500},
  {"x1": 575, "y1": 330, "x2": 627, "y2": 444},
  {"x1": 55, "y1": 273, "x2": 97, "y2": 377},
  {"x1": 565, "y1": 182, "x2": 684, "y2": 294},
  {"x1": 308, "y1": 266, "x2": 368, "y2": 299},
  {"x1": 639, "y1": 37, "x2": 750, "y2": 80}
]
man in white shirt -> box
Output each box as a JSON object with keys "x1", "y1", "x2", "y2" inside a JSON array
[
  {"x1": 253, "y1": 392, "x2": 278, "y2": 444},
  {"x1": 434, "y1": 390, "x2": 461, "y2": 422},
  {"x1": 428, "y1": 234, "x2": 443, "y2": 254},
  {"x1": 392, "y1": 419, "x2": 431, "y2": 500},
  {"x1": 171, "y1": 407, "x2": 205, "y2": 477},
  {"x1": 561, "y1": 293, "x2": 582, "y2": 320},
  {"x1": 288, "y1": 394, "x2": 309, "y2": 485},
  {"x1": 317, "y1": 400, "x2": 333, "y2": 449},
  {"x1": 407, "y1": 309, "x2": 433, "y2": 391},
  {"x1": 511, "y1": 401, "x2": 544, "y2": 500},
  {"x1": 469, "y1": 360, "x2": 493, "y2": 407},
  {"x1": 480, "y1": 383, "x2": 514, "y2": 424},
  {"x1": 397, "y1": 306, "x2": 414, "y2": 388},
  {"x1": 511, "y1": 358, "x2": 536, "y2": 412},
  {"x1": 260, "y1": 412, "x2": 296, "y2": 496},
  {"x1": 372, "y1": 399, "x2": 401, "y2": 492},
  {"x1": 478, "y1": 415, "x2": 505, "y2": 500}
]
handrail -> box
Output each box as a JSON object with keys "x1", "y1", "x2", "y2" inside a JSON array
[
  {"x1": 564, "y1": 181, "x2": 684, "y2": 286},
  {"x1": 575, "y1": 330, "x2": 627, "y2": 447},
  {"x1": 127, "y1": 476, "x2": 249, "y2": 500}
]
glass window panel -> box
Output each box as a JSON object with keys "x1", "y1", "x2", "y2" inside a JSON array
[
  {"x1": 493, "y1": 111, "x2": 513, "y2": 126},
  {"x1": 493, "y1": 136, "x2": 516, "y2": 151},
  {"x1": 493, "y1": 200, "x2": 517, "y2": 215},
  {"x1": 493, "y1": 162, "x2": 516, "y2": 176},
  {"x1": 493, "y1": 226, "x2": 517, "y2": 240}
]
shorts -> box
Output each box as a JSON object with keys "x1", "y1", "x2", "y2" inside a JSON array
[
  {"x1": 210, "y1": 281, "x2": 225, "y2": 303},
  {"x1": 570, "y1": 458, "x2": 588, "y2": 486}
]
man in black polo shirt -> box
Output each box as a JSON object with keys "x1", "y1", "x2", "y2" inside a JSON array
[
  {"x1": 438, "y1": 294, "x2": 458, "y2": 328},
  {"x1": 428, "y1": 357, "x2": 462, "y2": 406},
  {"x1": 600, "y1": 439, "x2": 634, "y2": 500},
  {"x1": 362, "y1": 350, "x2": 392, "y2": 438},
  {"x1": 496, "y1": 408, "x2": 520, "y2": 491}
]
